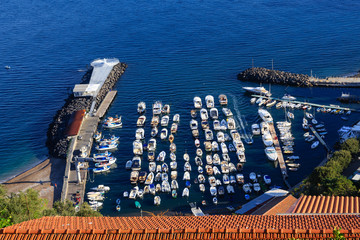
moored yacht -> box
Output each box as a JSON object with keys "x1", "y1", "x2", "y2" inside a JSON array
[
  {"x1": 251, "y1": 124, "x2": 261, "y2": 135},
  {"x1": 205, "y1": 95, "x2": 215, "y2": 108},
  {"x1": 209, "y1": 108, "x2": 219, "y2": 119},
  {"x1": 200, "y1": 108, "x2": 209, "y2": 120},
  {"x1": 137, "y1": 102, "x2": 146, "y2": 114},
  {"x1": 243, "y1": 86, "x2": 271, "y2": 97},
  {"x1": 218, "y1": 94, "x2": 228, "y2": 105},
  {"x1": 258, "y1": 109, "x2": 273, "y2": 123},
  {"x1": 265, "y1": 146, "x2": 278, "y2": 161},
  {"x1": 153, "y1": 101, "x2": 162, "y2": 115},
  {"x1": 193, "y1": 96, "x2": 202, "y2": 109}
]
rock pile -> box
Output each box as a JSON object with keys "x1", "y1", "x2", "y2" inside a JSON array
[
  {"x1": 46, "y1": 62, "x2": 128, "y2": 158},
  {"x1": 237, "y1": 67, "x2": 312, "y2": 87}
]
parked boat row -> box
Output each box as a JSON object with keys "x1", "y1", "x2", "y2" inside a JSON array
[{"x1": 86, "y1": 184, "x2": 110, "y2": 211}]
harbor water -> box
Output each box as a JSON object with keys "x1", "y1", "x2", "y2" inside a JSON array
[{"x1": 0, "y1": 0, "x2": 360, "y2": 215}]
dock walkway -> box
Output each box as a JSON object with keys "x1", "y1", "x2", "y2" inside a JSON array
[
  {"x1": 268, "y1": 123, "x2": 291, "y2": 188},
  {"x1": 95, "y1": 91, "x2": 117, "y2": 118},
  {"x1": 309, "y1": 125, "x2": 330, "y2": 152}
]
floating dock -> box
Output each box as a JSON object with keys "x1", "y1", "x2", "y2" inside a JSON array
[
  {"x1": 309, "y1": 125, "x2": 330, "y2": 152},
  {"x1": 268, "y1": 123, "x2": 291, "y2": 188},
  {"x1": 95, "y1": 90, "x2": 117, "y2": 118}
]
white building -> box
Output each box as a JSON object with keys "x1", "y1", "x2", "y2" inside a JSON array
[{"x1": 338, "y1": 120, "x2": 360, "y2": 143}]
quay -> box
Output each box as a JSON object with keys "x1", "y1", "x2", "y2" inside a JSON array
[
  {"x1": 61, "y1": 58, "x2": 124, "y2": 205},
  {"x1": 309, "y1": 125, "x2": 330, "y2": 152},
  {"x1": 268, "y1": 123, "x2": 291, "y2": 189},
  {"x1": 310, "y1": 77, "x2": 360, "y2": 87},
  {"x1": 252, "y1": 94, "x2": 357, "y2": 112}
]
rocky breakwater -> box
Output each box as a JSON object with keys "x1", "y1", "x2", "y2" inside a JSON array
[
  {"x1": 237, "y1": 67, "x2": 312, "y2": 87},
  {"x1": 46, "y1": 62, "x2": 127, "y2": 158}
]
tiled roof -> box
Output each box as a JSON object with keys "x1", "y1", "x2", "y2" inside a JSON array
[
  {"x1": 66, "y1": 109, "x2": 85, "y2": 136},
  {"x1": 292, "y1": 195, "x2": 360, "y2": 214},
  {"x1": 1, "y1": 215, "x2": 360, "y2": 239},
  {"x1": 252, "y1": 195, "x2": 298, "y2": 215}
]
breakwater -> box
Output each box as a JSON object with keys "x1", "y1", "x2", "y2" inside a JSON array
[
  {"x1": 237, "y1": 67, "x2": 360, "y2": 88},
  {"x1": 46, "y1": 62, "x2": 127, "y2": 158}
]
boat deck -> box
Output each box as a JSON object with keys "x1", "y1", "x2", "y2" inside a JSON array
[
  {"x1": 268, "y1": 123, "x2": 291, "y2": 188},
  {"x1": 309, "y1": 125, "x2": 330, "y2": 152},
  {"x1": 95, "y1": 91, "x2": 117, "y2": 118}
]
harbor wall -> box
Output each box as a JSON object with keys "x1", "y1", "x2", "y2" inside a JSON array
[
  {"x1": 237, "y1": 67, "x2": 360, "y2": 88},
  {"x1": 46, "y1": 62, "x2": 127, "y2": 158}
]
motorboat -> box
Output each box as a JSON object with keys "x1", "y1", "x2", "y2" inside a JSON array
[
  {"x1": 130, "y1": 171, "x2": 139, "y2": 184},
  {"x1": 149, "y1": 162, "x2": 156, "y2": 172},
  {"x1": 155, "y1": 184, "x2": 161, "y2": 192},
  {"x1": 220, "y1": 162, "x2": 229, "y2": 174},
  {"x1": 182, "y1": 188, "x2": 189, "y2": 197},
  {"x1": 222, "y1": 108, "x2": 233, "y2": 117},
  {"x1": 266, "y1": 100, "x2": 277, "y2": 107},
  {"x1": 131, "y1": 156, "x2": 141, "y2": 171},
  {"x1": 125, "y1": 160, "x2": 132, "y2": 170},
  {"x1": 242, "y1": 183, "x2": 252, "y2": 193},
  {"x1": 210, "y1": 186, "x2": 217, "y2": 196},
  {"x1": 227, "y1": 118, "x2": 236, "y2": 130},
  {"x1": 213, "y1": 166, "x2": 221, "y2": 175},
  {"x1": 201, "y1": 120, "x2": 209, "y2": 130},
  {"x1": 209, "y1": 108, "x2": 219, "y2": 119},
  {"x1": 137, "y1": 115, "x2": 146, "y2": 127},
  {"x1": 253, "y1": 183, "x2": 261, "y2": 192},
  {"x1": 220, "y1": 142, "x2": 228, "y2": 154},
  {"x1": 218, "y1": 186, "x2": 225, "y2": 196},
  {"x1": 230, "y1": 130, "x2": 241, "y2": 142},
  {"x1": 148, "y1": 138, "x2": 157, "y2": 152},
  {"x1": 162, "y1": 104, "x2": 170, "y2": 114},
  {"x1": 103, "y1": 116, "x2": 122, "y2": 129},
  {"x1": 236, "y1": 151, "x2": 246, "y2": 163},
  {"x1": 212, "y1": 141, "x2": 219, "y2": 151},
  {"x1": 287, "y1": 163, "x2": 301, "y2": 168},
  {"x1": 170, "y1": 161, "x2": 177, "y2": 170},
  {"x1": 213, "y1": 120, "x2": 221, "y2": 130},
  {"x1": 206, "y1": 155, "x2": 213, "y2": 165},
  {"x1": 251, "y1": 124, "x2": 261, "y2": 135},
  {"x1": 229, "y1": 163, "x2": 237, "y2": 173},
  {"x1": 160, "y1": 128, "x2": 168, "y2": 140},
  {"x1": 205, "y1": 95, "x2": 215, "y2": 108},
  {"x1": 205, "y1": 129, "x2": 214, "y2": 141},
  {"x1": 162, "y1": 163, "x2": 169, "y2": 173},
  {"x1": 172, "y1": 114, "x2": 180, "y2": 124},
  {"x1": 190, "y1": 119, "x2": 198, "y2": 130},
  {"x1": 96, "y1": 141, "x2": 118, "y2": 151},
  {"x1": 90, "y1": 185, "x2": 110, "y2": 192},
  {"x1": 161, "y1": 173, "x2": 168, "y2": 182},
  {"x1": 151, "y1": 127, "x2": 158, "y2": 137},
  {"x1": 249, "y1": 172, "x2": 257, "y2": 182},
  {"x1": 183, "y1": 171, "x2": 190, "y2": 180},
  {"x1": 161, "y1": 115, "x2": 169, "y2": 127},
  {"x1": 93, "y1": 151, "x2": 111, "y2": 159},
  {"x1": 93, "y1": 131, "x2": 102, "y2": 142},
  {"x1": 213, "y1": 154, "x2": 220, "y2": 165},
  {"x1": 262, "y1": 132, "x2": 273, "y2": 147},
  {"x1": 138, "y1": 171, "x2": 147, "y2": 183},
  {"x1": 94, "y1": 158, "x2": 116, "y2": 168},
  {"x1": 287, "y1": 112, "x2": 294, "y2": 119},
  {"x1": 135, "y1": 128, "x2": 145, "y2": 140},
  {"x1": 156, "y1": 151, "x2": 166, "y2": 162},
  {"x1": 153, "y1": 101, "x2": 162, "y2": 115},
  {"x1": 218, "y1": 94, "x2": 228, "y2": 105},
  {"x1": 190, "y1": 109, "x2": 197, "y2": 118},
  {"x1": 204, "y1": 141, "x2": 212, "y2": 152},
  {"x1": 154, "y1": 196, "x2": 161, "y2": 206},
  {"x1": 250, "y1": 97, "x2": 257, "y2": 104},
  {"x1": 184, "y1": 162, "x2": 192, "y2": 172},
  {"x1": 220, "y1": 119, "x2": 227, "y2": 130},
  {"x1": 288, "y1": 155, "x2": 300, "y2": 160},
  {"x1": 282, "y1": 94, "x2": 296, "y2": 101},
  {"x1": 155, "y1": 173, "x2": 161, "y2": 182},
  {"x1": 263, "y1": 175, "x2": 271, "y2": 185},
  {"x1": 150, "y1": 115, "x2": 159, "y2": 127},
  {"x1": 242, "y1": 86, "x2": 271, "y2": 97},
  {"x1": 236, "y1": 174, "x2": 244, "y2": 184},
  {"x1": 311, "y1": 141, "x2": 319, "y2": 149},
  {"x1": 196, "y1": 148, "x2": 203, "y2": 157},
  {"x1": 170, "y1": 152, "x2": 176, "y2": 161},
  {"x1": 200, "y1": 108, "x2": 209, "y2": 120},
  {"x1": 306, "y1": 112, "x2": 314, "y2": 119},
  {"x1": 193, "y1": 96, "x2": 202, "y2": 109},
  {"x1": 183, "y1": 153, "x2": 190, "y2": 162},
  {"x1": 171, "y1": 179, "x2": 179, "y2": 189},
  {"x1": 260, "y1": 122, "x2": 269, "y2": 134},
  {"x1": 222, "y1": 174, "x2": 230, "y2": 185},
  {"x1": 265, "y1": 146, "x2": 278, "y2": 161},
  {"x1": 138, "y1": 102, "x2": 146, "y2": 114},
  {"x1": 161, "y1": 180, "x2": 171, "y2": 193},
  {"x1": 223, "y1": 153, "x2": 230, "y2": 162},
  {"x1": 199, "y1": 184, "x2": 205, "y2": 192},
  {"x1": 133, "y1": 140, "x2": 143, "y2": 155},
  {"x1": 198, "y1": 174, "x2": 206, "y2": 184},
  {"x1": 258, "y1": 109, "x2": 273, "y2": 123},
  {"x1": 170, "y1": 123, "x2": 178, "y2": 133},
  {"x1": 195, "y1": 156, "x2": 203, "y2": 166},
  {"x1": 170, "y1": 143, "x2": 176, "y2": 153},
  {"x1": 198, "y1": 166, "x2": 204, "y2": 174}
]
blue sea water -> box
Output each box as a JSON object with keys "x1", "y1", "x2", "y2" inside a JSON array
[{"x1": 0, "y1": 0, "x2": 360, "y2": 214}]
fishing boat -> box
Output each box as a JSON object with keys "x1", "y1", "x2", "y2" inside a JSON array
[
  {"x1": 193, "y1": 96, "x2": 202, "y2": 109},
  {"x1": 135, "y1": 128, "x2": 145, "y2": 140},
  {"x1": 103, "y1": 116, "x2": 123, "y2": 128},
  {"x1": 205, "y1": 129, "x2": 214, "y2": 141},
  {"x1": 190, "y1": 119, "x2": 198, "y2": 130},
  {"x1": 251, "y1": 124, "x2": 261, "y2": 135},
  {"x1": 156, "y1": 151, "x2": 166, "y2": 162},
  {"x1": 137, "y1": 115, "x2": 146, "y2": 127},
  {"x1": 200, "y1": 108, "x2": 209, "y2": 120},
  {"x1": 162, "y1": 104, "x2": 170, "y2": 114},
  {"x1": 150, "y1": 115, "x2": 159, "y2": 127},
  {"x1": 138, "y1": 102, "x2": 146, "y2": 114},
  {"x1": 242, "y1": 86, "x2": 271, "y2": 97},
  {"x1": 153, "y1": 101, "x2": 162, "y2": 115},
  {"x1": 243, "y1": 183, "x2": 252, "y2": 193},
  {"x1": 160, "y1": 128, "x2": 168, "y2": 140},
  {"x1": 258, "y1": 109, "x2": 273, "y2": 123},
  {"x1": 205, "y1": 95, "x2": 215, "y2": 108},
  {"x1": 96, "y1": 141, "x2": 118, "y2": 151},
  {"x1": 265, "y1": 146, "x2": 278, "y2": 161},
  {"x1": 253, "y1": 183, "x2": 261, "y2": 192},
  {"x1": 133, "y1": 140, "x2": 143, "y2": 155},
  {"x1": 311, "y1": 141, "x2": 319, "y2": 149},
  {"x1": 154, "y1": 196, "x2": 161, "y2": 206},
  {"x1": 182, "y1": 188, "x2": 189, "y2": 197},
  {"x1": 170, "y1": 123, "x2": 178, "y2": 133},
  {"x1": 173, "y1": 114, "x2": 180, "y2": 123},
  {"x1": 161, "y1": 115, "x2": 169, "y2": 127},
  {"x1": 218, "y1": 94, "x2": 228, "y2": 105}
]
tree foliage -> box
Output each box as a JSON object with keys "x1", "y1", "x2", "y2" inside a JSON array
[{"x1": 340, "y1": 138, "x2": 360, "y2": 155}]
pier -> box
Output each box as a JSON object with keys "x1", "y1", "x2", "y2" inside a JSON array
[
  {"x1": 95, "y1": 91, "x2": 117, "y2": 118},
  {"x1": 268, "y1": 123, "x2": 291, "y2": 188},
  {"x1": 309, "y1": 125, "x2": 330, "y2": 152}
]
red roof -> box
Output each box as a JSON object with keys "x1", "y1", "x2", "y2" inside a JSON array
[
  {"x1": 292, "y1": 195, "x2": 360, "y2": 214},
  {"x1": 66, "y1": 110, "x2": 86, "y2": 136},
  {"x1": 2, "y1": 215, "x2": 360, "y2": 239},
  {"x1": 252, "y1": 195, "x2": 298, "y2": 215}
]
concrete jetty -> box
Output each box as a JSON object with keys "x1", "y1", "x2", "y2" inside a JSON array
[
  {"x1": 309, "y1": 125, "x2": 330, "y2": 152},
  {"x1": 95, "y1": 91, "x2": 117, "y2": 118}
]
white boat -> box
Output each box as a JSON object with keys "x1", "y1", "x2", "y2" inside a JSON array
[
  {"x1": 160, "y1": 128, "x2": 168, "y2": 140},
  {"x1": 137, "y1": 115, "x2": 146, "y2": 127},
  {"x1": 212, "y1": 141, "x2": 219, "y2": 151},
  {"x1": 205, "y1": 95, "x2": 215, "y2": 108},
  {"x1": 125, "y1": 160, "x2": 132, "y2": 170},
  {"x1": 287, "y1": 112, "x2": 294, "y2": 119},
  {"x1": 162, "y1": 104, "x2": 170, "y2": 114},
  {"x1": 131, "y1": 156, "x2": 141, "y2": 171},
  {"x1": 305, "y1": 112, "x2": 314, "y2": 119},
  {"x1": 282, "y1": 94, "x2": 296, "y2": 101},
  {"x1": 242, "y1": 183, "x2": 252, "y2": 193},
  {"x1": 183, "y1": 171, "x2": 190, "y2": 180},
  {"x1": 161, "y1": 115, "x2": 170, "y2": 127},
  {"x1": 236, "y1": 151, "x2": 246, "y2": 163},
  {"x1": 249, "y1": 172, "x2": 257, "y2": 182},
  {"x1": 196, "y1": 148, "x2": 203, "y2": 157},
  {"x1": 210, "y1": 186, "x2": 217, "y2": 196},
  {"x1": 198, "y1": 174, "x2": 206, "y2": 183},
  {"x1": 173, "y1": 114, "x2": 180, "y2": 123},
  {"x1": 220, "y1": 119, "x2": 227, "y2": 130},
  {"x1": 218, "y1": 94, "x2": 228, "y2": 105},
  {"x1": 199, "y1": 184, "x2": 205, "y2": 192},
  {"x1": 182, "y1": 188, "x2": 189, "y2": 197},
  {"x1": 236, "y1": 174, "x2": 244, "y2": 184},
  {"x1": 213, "y1": 166, "x2": 221, "y2": 175},
  {"x1": 266, "y1": 100, "x2": 277, "y2": 107},
  {"x1": 311, "y1": 141, "x2": 319, "y2": 149},
  {"x1": 253, "y1": 183, "x2": 261, "y2": 192},
  {"x1": 213, "y1": 120, "x2": 221, "y2": 130},
  {"x1": 200, "y1": 108, "x2": 209, "y2": 120},
  {"x1": 265, "y1": 146, "x2": 278, "y2": 161},
  {"x1": 93, "y1": 151, "x2": 111, "y2": 159},
  {"x1": 156, "y1": 151, "x2": 166, "y2": 162},
  {"x1": 135, "y1": 128, "x2": 145, "y2": 140},
  {"x1": 149, "y1": 162, "x2": 156, "y2": 172},
  {"x1": 312, "y1": 119, "x2": 318, "y2": 125},
  {"x1": 205, "y1": 129, "x2": 214, "y2": 141},
  {"x1": 213, "y1": 197, "x2": 218, "y2": 205},
  {"x1": 220, "y1": 142, "x2": 228, "y2": 154},
  {"x1": 222, "y1": 174, "x2": 230, "y2": 185},
  {"x1": 133, "y1": 140, "x2": 143, "y2": 155},
  {"x1": 204, "y1": 141, "x2": 212, "y2": 152},
  {"x1": 153, "y1": 101, "x2": 162, "y2": 115},
  {"x1": 170, "y1": 123, "x2": 178, "y2": 133},
  {"x1": 226, "y1": 185, "x2": 235, "y2": 194},
  {"x1": 213, "y1": 154, "x2": 220, "y2": 165},
  {"x1": 243, "y1": 86, "x2": 271, "y2": 97},
  {"x1": 263, "y1": 175, "x2": 271, "y2": 185},
  {"x1": 258, "y1": 109, "x2": 273, "y2": 123},
  {"x1": 161, "y1": 180, "x2": 171, "y2": 193},
  {"x1": 90, "y1": 185, "x2": 110, "y2": 192},
  {"x1": 150, "y1": 127, "x2": 158, "y2": 137},
  {"x1": 171, "y1": 179, "x2": 179, "y2": 189},
  {"x1": 198, "y1": 166, "x2": 203, "y2": 174},
  {"x1": 209, "y1": 108, "x2": 219, "y2": 119},
  {"x1": 251, "y1": 124, "x2": 261, "y2": 135},
  {"x1": 103, "y1": 116, "x2": 123, "y2": 128},
  {"x1": 154, "y1": 196, "x2": 161, "y2": 206},
  {"x1": 190, "y1": 119, "x2": 198, "y2": 130},
  {"x1": 138, "y1": 102, "x2": 146, "y2": 114},
  {"x1": 184, "y1": 162, "x2": 192, "y2": 172},
  {"x1": 262, "y1": 132, "x2": 273, "y2": 147},
  {"x1": 183, "y1": 153, "x2": 190, "y2": 162},
  {"x1": 94, "y1": 158, "x2": 116, "y2": 168},
  {"x1": 93, "y1": 131, "x2": 102, "y2": 142},
  {"x1": 193, "y1": 96, "x2": 202, "y2": 109},
  {"x1": 148, "y1": 138, "x2": 157, "y2": 152},
  {"x1": 96, "y1": 141, "x2": 118, "y2": 151},
  {"x1": 227, "y1": 118, "x2": 236, "y2": 130},
  {"x1": 222, "y1": 108, "x2": 233, "y2": 118},
  {"x1": 305, "y1": 135, "x2": 315, "y2": 142},
  {"x1": 151, "y1": 115, "x2": 159, "y2": 127},
  {"x1": 250, "y1": 97, "x2": 257, "y2": 104}
]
